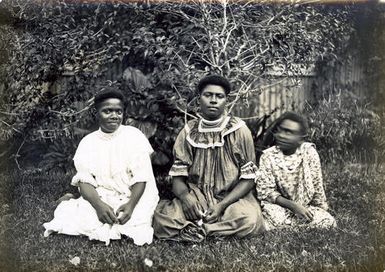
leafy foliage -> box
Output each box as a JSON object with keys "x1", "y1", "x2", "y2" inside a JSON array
[
  {"x1": 303, "y1": 4, "x2": 385, "y2": 164},
  {"x1": 306, "y1": 90, "x2": 383, "y2": 163},
  {"x1": 0, "y1": 0, "x2": 356, "y2": 173}
]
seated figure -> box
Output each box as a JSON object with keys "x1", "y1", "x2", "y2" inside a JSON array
[
  {"x1": 153, "y1": 75, "x2": 265, "y2": 242},
  {"x1": 43, "y1": 87, "x2": 159, "y2": 245},
  {"x1": 256, "y1": 111, "x2": 336, "y2": 230}
]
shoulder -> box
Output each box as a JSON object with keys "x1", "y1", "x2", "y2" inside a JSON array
[
  {"x1": 228, "y1": 116, "x2": 246, "y2": 128},
  {"x1": 259, "y1": 146, "x2": 279, "y2": 165},
  {"x1": 299, "y1": 142, "x2": 321, "y2": 164},
  {"x1": 177, "y1": 118, "x2": 199, "y2": 137},
  {"x1": 224, "y1": 116, "x2": 249, "y2": 136},
  {"x1": 185, "y1": 119, "x2": 199, "y2": 132},
  {"x1": 74, "y1": 130, "x2": 100, "y2": 156},
  {"x1": 78, "y1": 129, "x2": 99, "y2": 145},
  {"x1": 235, "y1": 121, "x2": 251, "y2": 135},
  {"x1": 120, "y1": 125, "x2": 152, "y2": 147},
  {"x1": 186, "y1": 118, "x2": 199, "y2": 127},
  {"x1": 120, "y1": 125, "x2": 148, "y2": 139},
  {"x1": 120, "y1": 125, "x2": 154, "y2": 154},
  {"x1": 300, "y1": 142, "x2": 318, "y2": 154},
  {"x1": 262, "y1": 145, "x2": 280, "y2": 156}
]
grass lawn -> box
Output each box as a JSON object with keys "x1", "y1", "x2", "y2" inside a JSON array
[{"x1": 0, "y1": 162, "x2": 384, "y2": 272}]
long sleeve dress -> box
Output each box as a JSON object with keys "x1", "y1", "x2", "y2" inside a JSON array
[
  {"x1": 43, "y1": 125, "x2": 159, "y2": 245},
  {"x1": 256, "y1": 142, "x2": 336, "y2": 230},
  {"x1": 153, "y1": 116, "x2": 265, "y2": 242}
]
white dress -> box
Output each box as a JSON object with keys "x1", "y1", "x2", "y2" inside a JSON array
[{"x1": 43, "y1": 125, "x2": 159, "y2": 246}]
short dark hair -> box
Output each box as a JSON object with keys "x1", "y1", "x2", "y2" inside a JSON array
[
  {"x1": 94, "y1": 87, "x2": 125, "y2": 109},
  {"x1": 276, "y1": 111, "x2": 308, "y2": 136},
  {"x1": 261, "y1": 111, "x2": 308, "y2": 149},
  {"x1": 196, "y1": 75, "x2": 231, "y2": 95}
]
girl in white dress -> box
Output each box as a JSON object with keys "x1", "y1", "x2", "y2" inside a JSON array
[{"x1": 43, "y1": 88, "x2": 159, "y2": 246}]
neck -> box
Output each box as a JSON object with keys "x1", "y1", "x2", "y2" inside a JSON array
[
  {"x1": 100, "y1": 126, "x2": 120, "y2": 134},
  {"x1": 200, "y1": 114, "x2": 225, "y2": 124},
  {"x1": 281, "y1": 142, "x2": 303, "y2": 155},
  {"x1": 282, "y1": 148, "x2": 297, "y2": 156}
]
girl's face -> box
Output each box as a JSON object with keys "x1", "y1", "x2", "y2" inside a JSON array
[
  {"x1": 199, "y1": 84, "x2": 227, "y2": 121},
  {"x1": 96, "y1": 98, "x2": 124, "y2": 133},
  {"x1": 274, "y1": 119, "x2": 303, "y2": 154}
]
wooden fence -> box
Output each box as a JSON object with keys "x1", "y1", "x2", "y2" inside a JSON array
[
  {"x1": 232, "y1": 56, "x2": 366, "y2": 122},
  {"x1": 231, "y1": 76, "x2": 314, "y2": 122}
]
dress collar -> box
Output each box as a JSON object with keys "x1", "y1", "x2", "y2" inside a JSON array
[
  {"x1": 198, "y1": 115, "x2": 230, "y2": 133},
  {"x1": 97, "y1": 125, "x2": 123, "y2": 141},
  {"x1": 271, "y1": 143, "x2": 305, "y2": 172},
  {"x1": 185, "y1": 116, "x2": 245, "y2": 149}
]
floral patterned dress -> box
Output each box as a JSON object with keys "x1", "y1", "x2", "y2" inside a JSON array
[{"x1": 256, "y1": 142, "x2": 336, "y2": 230}]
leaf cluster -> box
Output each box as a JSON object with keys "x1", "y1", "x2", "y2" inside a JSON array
[{"x1": 306, "y1": 91, "x2": 383, "y2": 164}]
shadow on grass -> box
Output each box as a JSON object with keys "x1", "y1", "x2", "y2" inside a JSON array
[{"x1": 0, "y1": 163, "x2": 384, "y2": 272}]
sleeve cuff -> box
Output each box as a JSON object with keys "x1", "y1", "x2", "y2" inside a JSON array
[
  {"x1": 169, "y1": 164, "x2": 189, "y2": 177},
  {"x1": 128, "y1": 153, "x2": 154, "y2": 185},
  {"x1": 240, "y1": 161, "x2": 257, "y2": 180},
  {"x1": 268, "y1": 192, "x2": 281, "y2": 204},
  {"x1": 317, "y1": 202, "x2": 329, "y2": 211},
  {"x1": 71, "y1": 172, "x2": 97, "y2": 187},
  {"x1": 130, "y1": 176, "x2": 149, "y2": 185}
]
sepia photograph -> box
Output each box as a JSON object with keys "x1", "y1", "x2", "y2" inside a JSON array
[{"x1": 0, "y1": 0, "x2": 384, "y2": 271}]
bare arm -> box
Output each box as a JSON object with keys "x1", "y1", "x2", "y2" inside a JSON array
[
  {"x1": 172, "y1": 176, "x2": 203, "y2": 221},
  {"x1": 205, "y1": 179, "x2": 254, "y2": 223},
  {"x1": 128, "y1": 182, "x2": 146, "y2": 206},
  {"x1": 275, "y1": 196, "x2": 313, "y2": 222},
  {"x1": 219, "y1": 179, "x2": 254, "y2": 210},
  {"x1": 116, "y1": 182, "x2": 146, "y2": 224},
  {"x1": 79, "y1": 182, "x2": 118, "y2": 224},
  {"x1": 172, "y1": 176, "x2": 190, "y2": 198}
]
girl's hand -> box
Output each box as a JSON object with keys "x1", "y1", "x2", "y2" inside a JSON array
[
  {"x1": 205, "y1": 203, "x2": 225, "y2": 224},
  {"x1": 180, "y1": 192, "x2": 203, "y2": 221},
  {"x1": 291, "y1": 203, "x2": 313, "y2": 222},
  {"x1": 94, "y1": 201, "x2": 118, "y2": 225},
  {"x1": 116, "y1": 202, "x2": 135, "y2": 225}
]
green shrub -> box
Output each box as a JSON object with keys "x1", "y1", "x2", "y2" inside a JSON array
[{"x1": 305, "y1": 90, "x2": 383, "y2": 163}]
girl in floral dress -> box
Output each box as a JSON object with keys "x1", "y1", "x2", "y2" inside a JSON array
[{"x1": 256, "y1": 112, "x2": 336, "y2": 230}]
